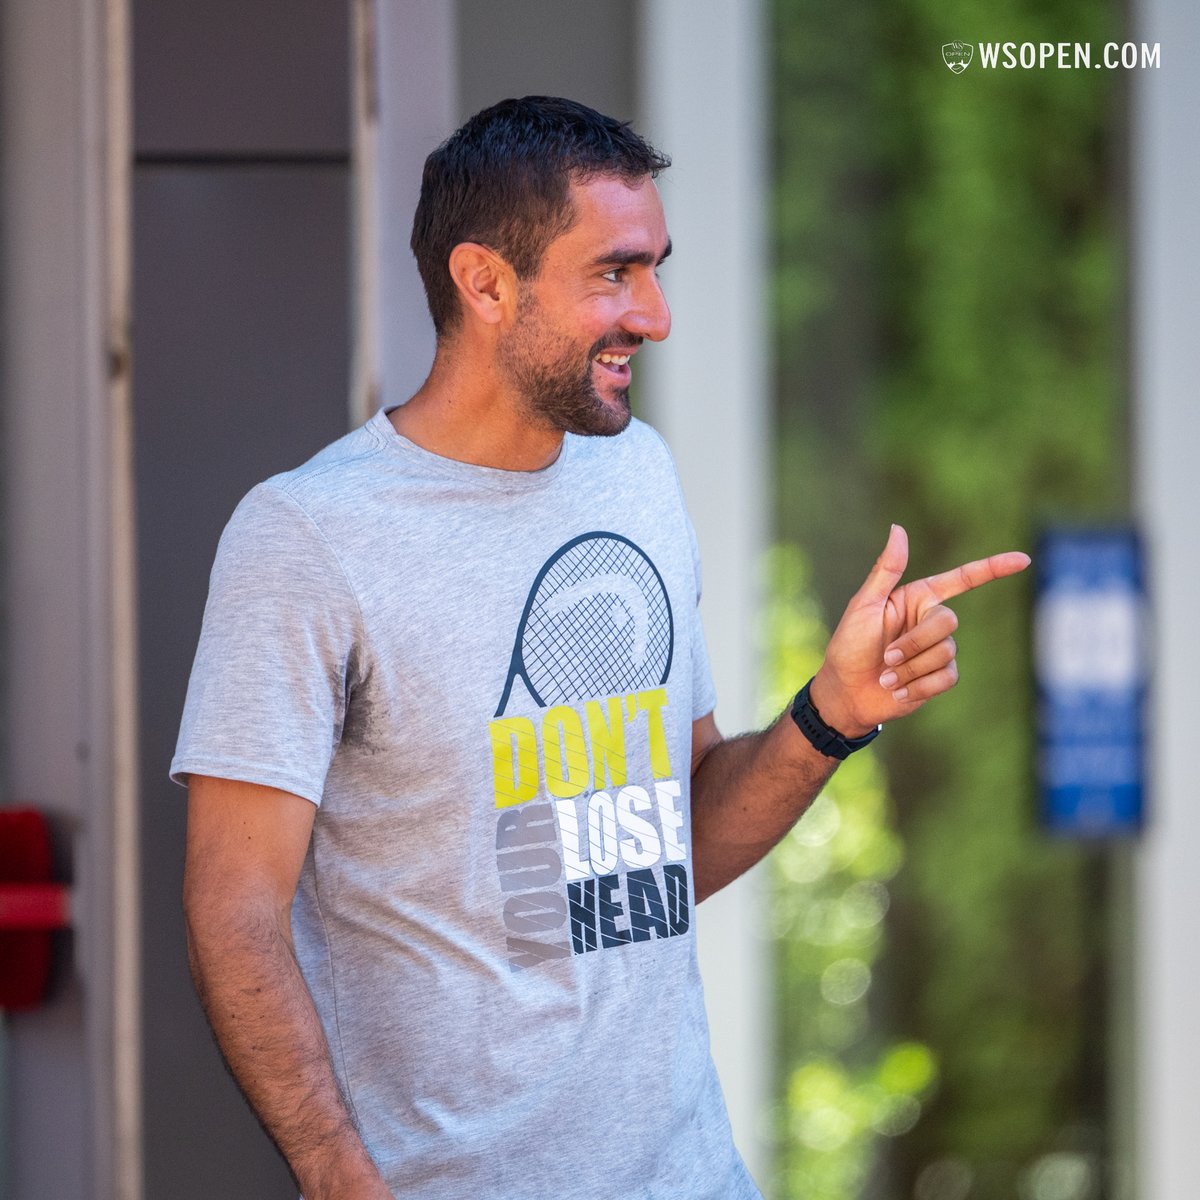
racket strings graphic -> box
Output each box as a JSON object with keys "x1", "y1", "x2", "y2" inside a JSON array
[{"x1": 495, "y1": 533, "x2": 674, "y2": 716}]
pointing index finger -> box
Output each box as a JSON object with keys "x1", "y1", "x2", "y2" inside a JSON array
[{"x1": 924, "y1": 551, "x2": 1031, "y2": 603}]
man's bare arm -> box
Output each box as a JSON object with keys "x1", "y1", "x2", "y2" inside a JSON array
[
  {"x1": 690, "y1": 525, "x2": 1030, "y2": 902},
  {"x1": 183, "y1": 775, "x2": 391, "y2": 1200},
  {"x1": 689, "y1": 711, "x2": 837, "y2": 902}
]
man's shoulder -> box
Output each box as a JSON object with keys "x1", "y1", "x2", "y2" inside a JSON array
[
  {"x1": 572, "y1": 415, "x2": 676, "y2": 472},
  {"x1": 265, "y1": 416, "x2": 387, "y2": 503},
  {"x1": 624, "y1": 414, "x2": 671, "y2": 454},
  {"x1": 232, "y1": 414, "x2": 404, "y2": 530},
  {"x1": 213, "y1": 416, "x2": 390, "y2": 560}
]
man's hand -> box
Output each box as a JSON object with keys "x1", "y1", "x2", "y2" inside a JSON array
[
  {"x1": 690, "y1": 525, "x2": 1028, "y2": 901},
  {"x1": 809, "y1": 524, "x2": 1030, "y2": 737}
]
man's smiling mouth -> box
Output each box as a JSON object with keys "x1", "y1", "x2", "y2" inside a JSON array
[{"x1": 593, "y1": 349, "x2": 635, "y2": 380}]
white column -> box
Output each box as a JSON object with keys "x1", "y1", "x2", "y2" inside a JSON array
[
  {"x1": 368, "y1": 0, "x2": 458, "y2": 417},
  {"x1": 639, "y1": 0, "x2": 771, "y2": 1186},
  {"x1": 0, "y1": 0, "x2": 139, "y2": 1196},
  {"x1": 1132, "y1": 9, "x2": 1200, "y2": 1200}
]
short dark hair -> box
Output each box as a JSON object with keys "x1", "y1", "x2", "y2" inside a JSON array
[{"x1": 411, "y1": 96, "x2": 670, "y2": 337}]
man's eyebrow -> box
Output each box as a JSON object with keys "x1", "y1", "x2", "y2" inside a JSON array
[{"x1": 590, "y1": 240, "x2": 673, "y2": 269}]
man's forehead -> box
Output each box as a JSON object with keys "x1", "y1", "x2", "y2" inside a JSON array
[{"x1": 550, "y1": 174, "x2": 670, "y2": 259}]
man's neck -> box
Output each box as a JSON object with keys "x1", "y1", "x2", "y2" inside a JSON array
[{"x1": 388, "y1": 342, "x2": 564, "y2": 473}]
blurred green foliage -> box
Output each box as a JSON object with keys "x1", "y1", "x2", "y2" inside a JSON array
[{"x1": 769, "y1": 0, "x2": 1124, "y2": 1196}]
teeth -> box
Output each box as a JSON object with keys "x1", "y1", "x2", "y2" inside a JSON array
[{"x1": 596, "y1": 354, "x2": 630, "y2": 365}]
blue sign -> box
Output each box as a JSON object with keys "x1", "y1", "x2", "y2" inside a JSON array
[{"x1": 1034, "y1": 529, "x2": 1147, "y2": 836}]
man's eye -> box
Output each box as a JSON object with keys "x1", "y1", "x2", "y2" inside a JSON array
[{"x1": 602, "y1": 268, "x2": 624, "y2": 283}]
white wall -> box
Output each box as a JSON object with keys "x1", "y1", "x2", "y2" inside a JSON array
[{"x1": 1132, "y1": 6, "x2": 1200, "y2": 1199}]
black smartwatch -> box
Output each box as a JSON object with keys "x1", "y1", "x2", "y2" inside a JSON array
[{"x1": 789, "y1": 677, "x2": 882, "y2": 760}]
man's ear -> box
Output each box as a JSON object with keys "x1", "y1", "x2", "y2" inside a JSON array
[{"x1": 447, "y1": 242, "x2": 516, "y2": 327}]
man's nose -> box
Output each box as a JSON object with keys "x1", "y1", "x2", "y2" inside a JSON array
[{"x1": 626, "y1": 276, "x2": 671, "y2": 343}]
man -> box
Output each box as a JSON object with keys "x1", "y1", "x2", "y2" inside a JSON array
[{"x1": 174, "y1": 96, "x2": 1028, "y2": 1200}]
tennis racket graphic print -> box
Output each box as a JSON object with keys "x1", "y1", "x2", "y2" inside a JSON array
[{"x1": 495, "y1": 532, "x2": 675, "y2": 716}]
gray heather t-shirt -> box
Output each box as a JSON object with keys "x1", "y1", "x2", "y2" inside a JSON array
[{"x1": 171, "y1": 408, "x2": 761, "y2": 1199}]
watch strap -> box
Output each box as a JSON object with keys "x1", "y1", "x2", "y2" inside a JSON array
[{"x1": 789, "y1": 678, "x2": 882, "y2": 760}]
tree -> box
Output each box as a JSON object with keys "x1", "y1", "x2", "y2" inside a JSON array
[{"x1": 770, "y1": 0, "x2": 1124, "y2": 1195}]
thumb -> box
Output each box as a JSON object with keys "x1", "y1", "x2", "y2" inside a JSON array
[{"x1": 853, "y1": 523, "x2": 909, "y2": 606}]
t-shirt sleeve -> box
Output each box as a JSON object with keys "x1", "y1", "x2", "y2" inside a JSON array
[
  {"x1": 686, "y1": 510, "x2": 718, "y2": 721},
  {"x1": 169, "y1": 481, "x2": 361, "y2": 805}
]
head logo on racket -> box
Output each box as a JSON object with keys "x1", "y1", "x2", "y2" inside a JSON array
[{"x1": 495, "y1": 532, "x2": 675, "y2": 716}]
